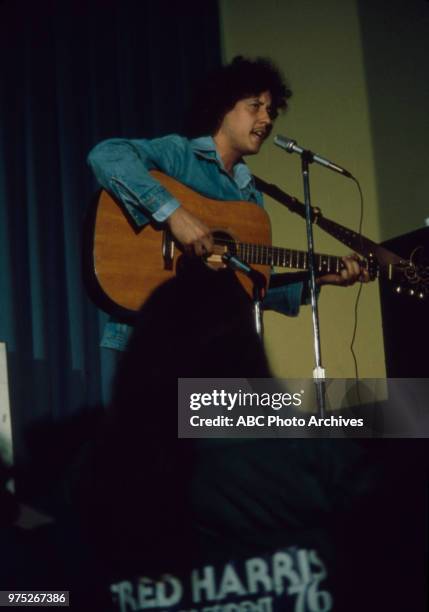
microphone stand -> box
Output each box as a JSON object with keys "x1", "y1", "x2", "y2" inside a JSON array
[
  {"x1": 252, "y1": 287, "x2": 264, "y2": 339},
  {"x1": 301, "y1": 150, "x2": 326, "y2": 417},
  {"x1": 274, "y1": 134, "x2": 355, "y2": 417},
  {"x1": 222, "y1": 252, "x2": 265, "y2": 339}
]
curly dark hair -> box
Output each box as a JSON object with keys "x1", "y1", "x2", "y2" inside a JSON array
[{"x1": 185, "y1": 56, "x2": 292, "y2": 138}]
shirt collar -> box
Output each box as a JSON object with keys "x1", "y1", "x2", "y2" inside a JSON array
[{"x1": 190, "y1": 136, "x2": 254, "y2": 190}]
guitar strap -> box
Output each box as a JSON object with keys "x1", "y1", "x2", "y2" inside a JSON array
[{"x1": 254, "y1": 175, "x2": 402, "y2": 267}]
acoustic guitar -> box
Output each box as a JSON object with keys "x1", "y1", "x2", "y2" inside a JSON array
[{"x1": 84, "y1": 171, "x2": 428, "y2": 319}]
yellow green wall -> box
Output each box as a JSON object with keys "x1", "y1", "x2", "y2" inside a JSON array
[{"x1": 219, "y1": 0, "x2": 386, "y2": 378}]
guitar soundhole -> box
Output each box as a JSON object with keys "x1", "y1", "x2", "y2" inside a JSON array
[
  {"x1": 200, "y1": 230, "x2": 237, "y2": 272},
  {"x1": 212, "y1": 230, "x2": 237, "y2": 257}
]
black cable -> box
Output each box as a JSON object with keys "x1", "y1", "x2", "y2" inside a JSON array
[{"x1": 349, "y1": 177, "x2": 365, "y2": 397}]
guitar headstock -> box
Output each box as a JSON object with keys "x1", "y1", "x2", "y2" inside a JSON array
[
  {"x1": 365, "y1": 253, "x2": 379, "y2": 281},
  {"x1": 391, "y1": 247, "x2": 429, "y2": 300}
]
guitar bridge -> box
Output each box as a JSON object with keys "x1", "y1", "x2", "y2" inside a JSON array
[{"x1": 162, "y1": 229, "x2": 175, "y2": 270}]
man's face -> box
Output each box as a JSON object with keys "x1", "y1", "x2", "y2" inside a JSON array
[{"x1": 214, "y1": 91, "x2": 274, "y2": 157}]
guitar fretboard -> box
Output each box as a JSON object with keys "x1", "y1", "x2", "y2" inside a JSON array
[
  {"x1": 218, "y1": 240, "x2": 427, "y2": 298},
  {"x1": 216, "y1": 240, "x2": 344, "y2": 274}
]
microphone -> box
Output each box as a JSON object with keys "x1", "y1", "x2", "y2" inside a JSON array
[
  {"x1": 221, "y1": 252, "x2": 253, "y2": 275},
  {"x1": 274, "y1": 134, "x2": 353, "y2": 179},
  {"x1": 222, "y1": 252, "x2": 266, "y2": 289}
]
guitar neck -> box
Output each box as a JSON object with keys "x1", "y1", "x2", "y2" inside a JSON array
[
  {"x1": 230, "y1": 241, "x2": 413, "y2": 288},
  {"x1": 233, "y1": 242, "x2": 344, "y2": 274}
]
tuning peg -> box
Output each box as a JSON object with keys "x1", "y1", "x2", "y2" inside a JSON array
[
  {"x1": 395, "y1": 286, "x2": 402, "y2": 294},
  {"x1": 408, "y1": 289, "x2": 415, "y2": 296},
  {"x1": 418, "y1": 292, "x2": 425, "y2": 299}
]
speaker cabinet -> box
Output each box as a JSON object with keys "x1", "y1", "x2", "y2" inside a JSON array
[{"x1": 379, "y1": 227, "x2": 429, "y2": 377}]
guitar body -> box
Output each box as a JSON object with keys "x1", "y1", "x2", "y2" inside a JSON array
[{"x1": 89, "y1": 171, "x2": 272, "y2": 316}]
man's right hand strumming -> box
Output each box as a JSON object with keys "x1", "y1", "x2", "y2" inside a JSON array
[{"x1": 166, "y1": 207, "x2": 214, "y2": 257}]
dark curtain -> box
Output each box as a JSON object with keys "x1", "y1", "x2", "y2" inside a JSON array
[{"x1": 0, "y1": 0, "x2": 221, "y2": 497}]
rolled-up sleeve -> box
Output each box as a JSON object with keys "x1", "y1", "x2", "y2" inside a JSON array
[
  {"x1": 263, "y1": 281, "x2": 304, "y2": 317},
  {"x1": 87, "y1": 136, "x2": 186, "y2": 225},
  {"x1": 263, "y1": 274, "x2": 321, "y2": 317}
]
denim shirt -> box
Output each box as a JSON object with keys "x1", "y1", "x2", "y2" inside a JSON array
[{"x1": 88, "y1": 135, "x2": 306, "y2": 351}]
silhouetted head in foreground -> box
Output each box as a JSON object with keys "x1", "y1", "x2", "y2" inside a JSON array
[{"x1": 93, "y1": 262, "x2": 271, "y2": 575}]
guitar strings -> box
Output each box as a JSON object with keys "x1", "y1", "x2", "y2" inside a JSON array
[{"x1": 212, "y1": 237, "x2": 341, "y2": 272}]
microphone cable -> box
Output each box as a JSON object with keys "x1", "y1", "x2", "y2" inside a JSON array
[{"x1": 349, "y1": 176, "x2": 365, "y2": 383}]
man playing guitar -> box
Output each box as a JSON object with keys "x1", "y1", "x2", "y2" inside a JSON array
[{"x1": 88, "y1": 56, "x2": 368, "y2": 351}]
